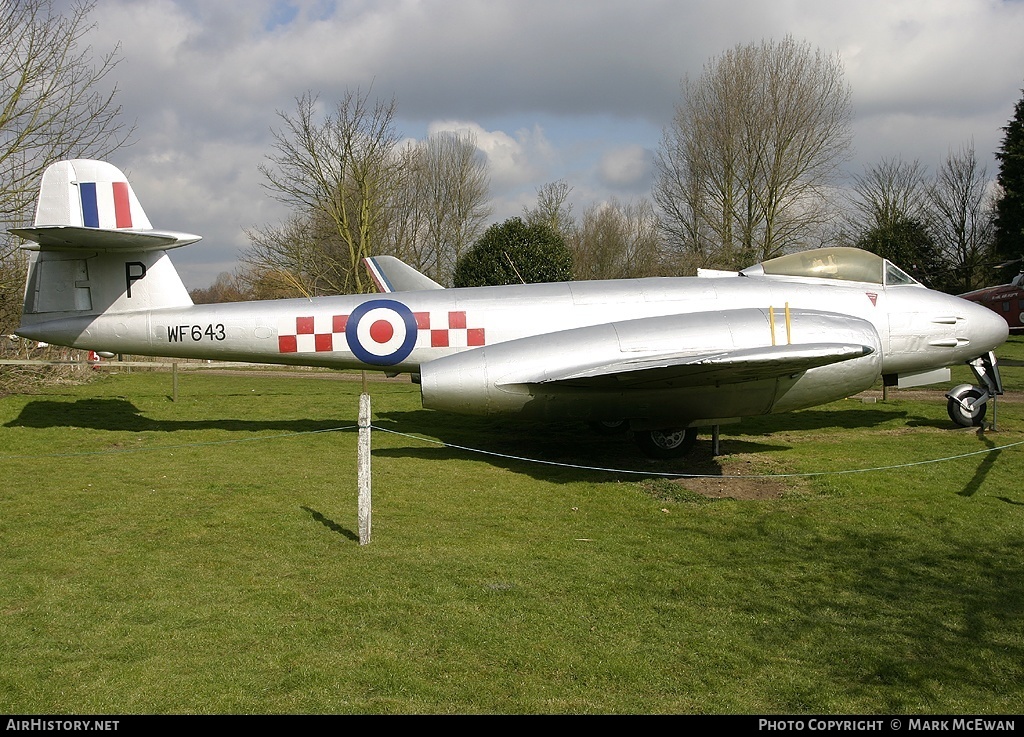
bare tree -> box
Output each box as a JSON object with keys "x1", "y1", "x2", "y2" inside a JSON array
[
  {"x1": 250, "y1": 95, "x2": 492, "y2": 291},
  {"x1": 254, "y1": 89, "x2": 404, "y2": 294},
  {"x1": 524, "y1": 180, "x2": 576, "y2": 238},
  {"x1": 848, "y1": 156, "x2": 931, "y2": 232},
  {"x1": 655, "y1": 36, "x2": 852, "y2": 270},
  {"x1": 571, "y1": 198, "x2": 665, "y2": 280},
  {"x1": 846, "y1": 157, "x2": 950, "y2": 286},
  {"x1": 1, "y1": 0, "x2": 130, "y2": 223},
  {"x1": 237, "y1": 262, "x2": 312, "y2": 301},
  {"x1": 1, "y1": 0, "x2": 130, "y2": 333},
  {"x1": 189, "y1": 271, "x2": 252, "y2": 304},
  {"x1": 389, "y1": 130, "x2": 490, "y2": 286},
  {"x1": 244, "y1": 210, "x2": 348, "y2": 297},
  {"x1": 381, "y1": 142, "x2": 431, "y2": 280},
  {"x1": 928, "y1": 143, "x2": 996, "y2": 293}
]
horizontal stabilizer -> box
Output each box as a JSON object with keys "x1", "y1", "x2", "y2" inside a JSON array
[
  {"x1": 364, "y1": 255, "x2": 444, "y2": 292},
  {"x1": 12, "y1": 225, "x2": 201, "y2": 252},
  {"x1": 537, "y1": 342, "x2": 875, "y2": 389}
]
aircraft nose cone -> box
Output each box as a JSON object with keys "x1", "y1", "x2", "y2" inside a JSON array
[{"x1": 965, "y1": 299, "x2": 1009, "y2": 352}]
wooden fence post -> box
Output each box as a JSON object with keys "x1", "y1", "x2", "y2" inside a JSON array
[{"x1": 358, "y1": 392, "x2": 372, "y2": 545}]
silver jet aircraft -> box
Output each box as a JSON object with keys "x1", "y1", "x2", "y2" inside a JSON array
[{"x1": 12, "y1": 160, "x2": 1010, "y2": 458}]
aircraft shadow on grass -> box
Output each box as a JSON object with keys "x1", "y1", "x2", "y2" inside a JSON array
[
  {"x1": 9, "y1": 397, "x2": 993, "y2": 491},
  {"x1": 367, "y1": 404, "x2": 920, "y2": 482},
  {"x1": 372, "y1": 408, "x2": 783, "y2": 469},
  {"x1": 3, "y1": 397, "x2": 351, "y2": 434},
  {"x1": 1, "y1": 397, "x2": 749, "y2": 482},
  {"x1": 371, "y1": 402, "x2": 1009, "y2": 496}
]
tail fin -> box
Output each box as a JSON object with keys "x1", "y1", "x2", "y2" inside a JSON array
[{"x1": 12, "y1": 160, "x2": 200, "y2": 327}]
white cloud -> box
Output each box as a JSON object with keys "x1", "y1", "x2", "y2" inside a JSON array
[
  {"x1": 428, "y1": 120, "x2": 558, "y2": 187},
  {"x1": 598, "y1": 145, "x2": 652, "y2": 189}
]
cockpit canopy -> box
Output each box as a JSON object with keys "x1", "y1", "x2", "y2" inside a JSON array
[{"x1": 741, "y1": 247, "x2": 920, "y2": 287}]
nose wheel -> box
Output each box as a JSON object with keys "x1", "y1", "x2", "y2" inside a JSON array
[
  {"x1": 945, "y1": 351, "x2": 1004, "y2": 428},
  {"x1": 946, "y1": 384, "x2": 988, "y2": 427}
]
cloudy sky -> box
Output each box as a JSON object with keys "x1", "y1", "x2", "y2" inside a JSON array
[{"x1": 71, "y1": 0, "x2": 1024, "y2": 288}]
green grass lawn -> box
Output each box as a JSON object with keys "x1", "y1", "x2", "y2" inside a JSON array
[{"x1": 1, "y1": 348, "x2": 1022, "y2": 714}]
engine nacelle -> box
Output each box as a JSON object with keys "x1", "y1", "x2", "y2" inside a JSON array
[{"x1": 420, "y1": 308, "x2": 882, "y2": 426}]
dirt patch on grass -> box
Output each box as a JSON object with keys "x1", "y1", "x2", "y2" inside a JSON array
[
  {"x1": 647, "y1": 442, "x2": 796, "y2": 501},
  {"x1": 677, "y1": 470, "x2": 791, "y2": 500}
]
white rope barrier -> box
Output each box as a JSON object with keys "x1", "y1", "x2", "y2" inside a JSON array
[{"x1": 369, "y1": 425, "x2": 1024, "y2": 479}]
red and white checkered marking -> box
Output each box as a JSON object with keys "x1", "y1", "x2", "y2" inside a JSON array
[
  {"x1": 278, "y1": 314, "x2": 345, "y2": 353},
  {"x1": 413, "y1": 310, "x2": 486, "y2": 348},
  {"x1": 278, "y1": 310, "x2": 485, "y2": 354}
]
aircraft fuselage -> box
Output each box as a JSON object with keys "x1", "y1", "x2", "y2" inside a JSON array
[
  {"x1": 16, "y1": 273, "x2": 1001, "y2": 373},
  {"x1": 17, "y1": 271, "x2": 1008, "y2": 428}
]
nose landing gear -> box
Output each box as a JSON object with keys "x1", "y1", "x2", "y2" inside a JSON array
[{"x1": 946, "y1": 351, "x2": 1003, "y2": 428}]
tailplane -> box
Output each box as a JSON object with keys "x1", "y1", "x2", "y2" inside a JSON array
[{"x1": 12, "y1": 160, "x2": 200, "y2": 328}]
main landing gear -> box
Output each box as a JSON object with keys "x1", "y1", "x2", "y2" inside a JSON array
[
  {"x1": 590, "y1": 419, "x2": 699, "y2": 459},
  {"x1": 946, "y1": 351, "x2": 1003, "y2": 428},
  {"x1": 633, "y1": 428, "x2": 699, "y2": 459}
]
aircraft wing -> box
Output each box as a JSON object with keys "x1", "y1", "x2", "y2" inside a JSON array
[
  {"x1": 422, "y1": 308, "x2": 883, "y2": 407},
  {"x1": 535, "y1": 342, "x2": 874, "y2": 389}
]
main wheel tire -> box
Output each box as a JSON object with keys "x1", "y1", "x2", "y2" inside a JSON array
[
  {"x1": 590, "y1": 419, "x2": 629, "y2": 435},
  {"x1": 947, "y1": 385, "x2": 987, "y2": 427},
  {"x1": 635, "y1": 428, "x2": 698, "y2": 459}
]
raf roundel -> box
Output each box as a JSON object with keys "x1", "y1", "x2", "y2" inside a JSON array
[{"x1": 345, "y1": 299, "x2": 418, "y2": 366}]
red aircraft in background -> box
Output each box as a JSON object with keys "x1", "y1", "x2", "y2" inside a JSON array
[{"x1": 959, "y1": 267, "x2": 1024, "y2": 333}]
